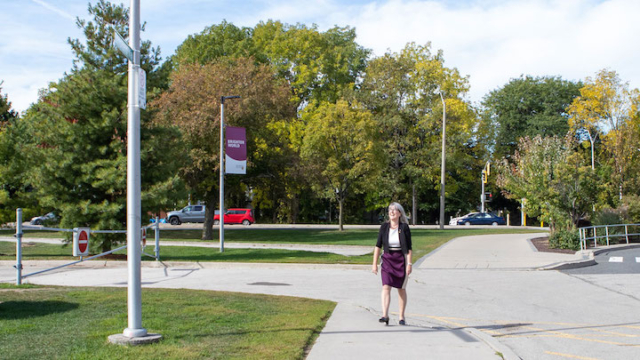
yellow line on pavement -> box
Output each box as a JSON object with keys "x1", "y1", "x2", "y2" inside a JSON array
[
  {"x1": 406, "y1": 313, "x2": 640, "y2": 344},
  {"x1": 523, "y1": 326, "x2": 633, "y2": 346},
  {"x1": 544, "y1": 351, "x2": 600, "y2": 360},
  {"x1": 406, "y1": 313, "x2": 469, "y2": 327},
  {"x1": 589, "y1": 328, "x2": 640, "y2": 338}
]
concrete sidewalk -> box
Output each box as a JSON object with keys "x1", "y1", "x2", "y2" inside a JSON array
[
  {"x1": 418, "y1": 233, "x2": 592, "y2": 270},
  {"x1": 3, "y1": 232, "x2": 620, "y2": 360}
]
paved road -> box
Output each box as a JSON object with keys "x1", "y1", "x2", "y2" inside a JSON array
[
  {"x1": 2, "y1": 233, "x2": 640, "y2": 360},
  {"x1": 563, "y1": 247, "x2": 640, "y2": 274}
]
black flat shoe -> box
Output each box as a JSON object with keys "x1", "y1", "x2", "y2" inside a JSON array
[
  {"x1": 399, "y1": 320, "x2": 406, "y2": 325},
  {"x1": 379, "y1": 317, "x2": 389, "y2": 325}
]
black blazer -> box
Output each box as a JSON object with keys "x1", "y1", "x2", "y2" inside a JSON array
[{"x1": 376, "y1": 222, "x2": 412, "y2": 255}]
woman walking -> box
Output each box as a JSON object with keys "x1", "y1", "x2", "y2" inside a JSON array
[{"x1": 372, "y1": 202, "x2": 412, "y2": 325}]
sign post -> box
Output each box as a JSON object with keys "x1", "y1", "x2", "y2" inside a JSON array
[
  {"x1": 15, "y1": 209, "x2": 23, "y2": 285},
  {"x1": 219, "y1": 96, "x2": 240, "y2": 253}
]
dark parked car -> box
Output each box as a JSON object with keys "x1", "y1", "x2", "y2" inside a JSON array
[{"x1": 455, "y1": 212, "x2": 505, "y2": 226}]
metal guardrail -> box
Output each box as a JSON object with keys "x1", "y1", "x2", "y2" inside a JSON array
[
  {"x1": 578, "y1": 223, "x2": 640, "y2": 250},
  {"x1": 13, "y1": 208, "x2": 161, "y2": 285}
]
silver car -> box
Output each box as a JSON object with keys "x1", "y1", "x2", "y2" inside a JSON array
[
  {"x1": 166, "y1": 205, "x2": 206, "y2": 225},
  {"x1": 30, "y1": 212, "x2": 57, "y2": 225}
]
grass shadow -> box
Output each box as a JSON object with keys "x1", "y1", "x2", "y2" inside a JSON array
[{"x1": 0, "y1": 300, "x2": 79, "y2": 320}]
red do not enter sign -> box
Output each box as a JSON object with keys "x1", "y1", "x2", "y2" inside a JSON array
[
  {"x1": 78, "y1": 230, "x2": 89, "y2": 253},
  {"x1": 73, "y1": 227, "x2": 90, "y2": 257}
]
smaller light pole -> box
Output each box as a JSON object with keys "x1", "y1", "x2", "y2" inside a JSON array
[
  {"x1": 220, "y1": 95, "x2": 240, "y2": 253},
  {"x1": 586, "y1": 131, "x2": 595, "y2": 170},
  {"x1": 439, "y1": 91, "x2": 446, "y2": 230}
]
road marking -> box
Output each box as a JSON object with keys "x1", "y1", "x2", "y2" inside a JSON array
[
  {"x1": 520, "y1": 325, "x2": 631, "y2": 346},
  {"x1": 406, "y1": 314, "x2": 640, "y2": 346},
  {"x1": 609, "y1": 257, "x2": 623, "y2": 262},
  {"x1": 545, "y1": 351, "x2": 600, "y2": 360}
]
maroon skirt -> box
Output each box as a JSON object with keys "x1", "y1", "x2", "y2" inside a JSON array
[{"x1": 381, "y1": 251, "x2": 408, "y2": 289}]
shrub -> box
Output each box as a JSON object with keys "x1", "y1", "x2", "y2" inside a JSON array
[
  {"x1": 592, "y1": 208, "x2": 624, "y2": 227},
  {"x1": 549, "y1": 228, "x2": 580, "y2": 250},
  {"x1": 621, "y1": 195, "x2": 640, "y2": 224}
]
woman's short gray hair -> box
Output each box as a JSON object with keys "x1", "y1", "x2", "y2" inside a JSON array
[{"x1": 389, "y1": 202, "x2": 409, "y2": 224}]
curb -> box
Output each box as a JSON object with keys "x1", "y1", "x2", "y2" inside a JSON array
[
  {"x1": 466, "y1": 327, "x2": 522, "y2": 360},
  {"x1": 591, "y1": 243, "x2": 640, "y2": 255},
  {"x1": 536, "y1": 248, "x2": 595, "y2": 271},
  {"x1": 537, "y1": 259, "x2": 596, "y2": 271}
]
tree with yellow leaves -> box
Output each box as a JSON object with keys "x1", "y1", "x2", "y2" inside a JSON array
[{"x1": 568, "y1": 69, "x2": 640, "y2": 201}]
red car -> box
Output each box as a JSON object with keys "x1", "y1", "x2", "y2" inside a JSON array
[{"x1": 213, "y1": 208, "x2": 255, "y2": 225}]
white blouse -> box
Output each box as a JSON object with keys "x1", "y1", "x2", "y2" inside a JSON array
[{"x1": 388, "y1": 227, "x2": 400, "y2": 248}]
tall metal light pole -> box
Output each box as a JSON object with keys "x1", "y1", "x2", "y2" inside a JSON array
[
  {"x1": 586, "y1": 130, "x2": 595, "y2": 211},
  {"x1": 124, "y1": 0, "x2": 145, "y2": 339},
  {"x1": 439, "y1": 91, "x2": 446, "y2": 230},
  {"x1": 220, "y1": 95, "x2": 240, "y2": 253}
]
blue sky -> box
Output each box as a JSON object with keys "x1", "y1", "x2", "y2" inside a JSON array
[{"x1": 1, "y1": 0, "x2": 639, "y2": 113}]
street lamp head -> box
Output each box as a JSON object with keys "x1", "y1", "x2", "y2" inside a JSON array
[{"x1": 221, "y1": 95, "x2": 241, "y2": 104}]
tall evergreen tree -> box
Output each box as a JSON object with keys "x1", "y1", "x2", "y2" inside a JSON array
[
  {"x1": 0, "y1": 83, "x2": 18, "y2": 125},
  {"x1": 18, "y1": 1, "x2": 180, "y2": 251},
  {"x1": 0, "y1": 85, "x2": 24, "y2": 223}
]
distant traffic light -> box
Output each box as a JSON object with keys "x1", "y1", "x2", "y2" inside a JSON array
[{"x1": 484, "y1": 192, "x2": 492, "y2": 202}]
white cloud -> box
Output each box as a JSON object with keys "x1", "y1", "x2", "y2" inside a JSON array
[{"x1": 334, "y1": 0, "x2": 640, "y2": 103}]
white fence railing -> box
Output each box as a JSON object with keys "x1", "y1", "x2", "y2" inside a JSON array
[
  {"x1": 12, "y1": 208, "x2": 160, "y2": 285},
  {"x1": 578, "y1": 223, "x2": 640, "y2": 250}
]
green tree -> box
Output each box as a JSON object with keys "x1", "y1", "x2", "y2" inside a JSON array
[
  {"x1": 497, "y1": 135, "x2": 598, "y2": 234},
  {"x1": 359, "y1": 42, "x2": 477, "y2": 222},
  {"x1": 0, "y1": 85, "x2": 24, "y2": 223},
  {"x1": 0, "y1": 83, "x2": 18, "y2": 125},
  {"x1": 172, "y1": 20, "x2": 370, "y2": 107},
  {"x1": 170, "y1": 20, "x2": 370, "y2": 222},
  {"x1": 17, "y1": 1, "x2": 178, "y2": 251},
  {"x1": 568, "y1": 69, "x2": 640, "y2": 200},
  {"x1": 482, "y1": 75, "x2": 582, "y2": 161},
  {"x1": 300, "y1": 99, "x2": 381, "y2": 230},
  {"x1": 152, "y1": 57, "x2": 295, "y2": 238},
  {"x1": 171, "y1": 20, "x2": 255, "y2": 69},
  {"x1": 253, "y1": 21, "x2": 370, "y2": 106}
]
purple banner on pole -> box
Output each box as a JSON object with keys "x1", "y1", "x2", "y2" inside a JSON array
[{"x1": 225, "y1": 127, "x2": 246, "y2": 174}]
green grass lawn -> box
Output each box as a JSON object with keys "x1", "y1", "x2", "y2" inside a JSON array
[
  {"x1": 0, "y1": 228, "x2": 545, "y2": 264},
  {"x1": 0, "y1": 283, "x2": 335, "y2": 360}
]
